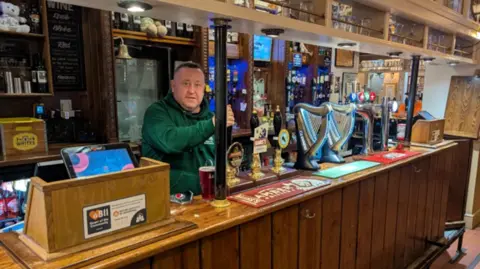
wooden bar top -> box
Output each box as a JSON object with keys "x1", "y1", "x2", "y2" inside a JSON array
[
  {"x1": 0, "y1": 143, "x2": 456, "y2": 269},
  {"x1": 0, "y1": 143, "x2": 140, "y2": 168}
]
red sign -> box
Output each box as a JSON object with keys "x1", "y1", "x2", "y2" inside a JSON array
[
  {"x1": 228, "y1": 178, "x2": 331, "y2": 208},
  {"x1": 359, "y1": 149, "x2": 421, "y2": 164}
]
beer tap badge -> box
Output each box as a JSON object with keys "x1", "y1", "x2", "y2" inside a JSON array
[{"x1": 227, "y1": 142, "x2": 244, "y2": 168}]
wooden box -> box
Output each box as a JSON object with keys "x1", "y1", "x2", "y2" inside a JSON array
[
  {"x1": 19, "y1": 157, "x2": 194, "y2": 261},
  {"x1": 412, "y1": 119, "x2": 445, "y2": 145},
  {"x1": 0, "y1": 118, "x2": 47, "y2": 157}
]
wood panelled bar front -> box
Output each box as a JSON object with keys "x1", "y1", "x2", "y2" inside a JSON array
[{"x1": 0, "y1": 144, "x2": 456, "y2": 269}]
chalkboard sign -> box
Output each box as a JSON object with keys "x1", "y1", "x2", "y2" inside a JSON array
[{"x1": 47, "y1": 1, "x2": 85, "y2": 91}]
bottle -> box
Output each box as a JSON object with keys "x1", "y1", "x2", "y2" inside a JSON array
[
  {"x1": 20, "y1": 3, "x2": 30, "y2": 27},
  {"x1": 120, "y1": 13, "x2": 129, "y2": 30},
  {"x1": 185, "y1": 24, "x2": 194, "y2": 39},
  {"x1": 250, "y1": 110, "x2": 259, "y2": 138},
  {"x1": 31, "y1": 54, "x2": 38, "y2": 92},
  {"x1": 133, "y1": 15, "x2": 141, "y2": 31},
  {"x1": 29, "y1": 4, "x2": 41, "y2": 34},
  {"x1": 36, "y1": 56, "x2": 48, "y2": 93},
  {"x1": 176, "y1": 22, "x2": 185, "y2": 37},
  {"x1": 127, "y1": 15, "x2": 134, "y2": 31},
  {"x1": 113, "y1": 12, "x2": 121, "y2": 29},
  {"x1": 165, "y1": 20, "x2": 173, "y2": 36}
]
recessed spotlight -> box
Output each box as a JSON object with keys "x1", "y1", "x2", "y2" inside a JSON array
[
  {"x1": 388, "y1": 52, "x2": 402, "y2": 58},
  {"x1": 337, "y1": 42, "x2": 357, "y2": 48},
  {"x1": 261, "y1": 28, "x2": 284, "y2": 38},
  {"x1": 448, "y1": 61, "x2": 459, "y2": 66},
  {"x1": 423, "y1": 57, "x2": 435, "y2": 63},
  {"x1": 118, "y1": 1, "x2": 152, "y2": 12}
]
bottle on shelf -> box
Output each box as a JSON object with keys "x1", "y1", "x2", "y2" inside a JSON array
[
  {"x1": 120, "y1": 13, "x2": 129, "y2": 30},
  {"x1": 165, "y1": 20, "x2": 174, "y2": 36},
  {"x1": 133, "y1": 15, "x2": 141, "y2": 31},
  {"x1": 176, "y1": 22, "x2": 185, "y2": 37},
  {"x1": 127, "y1": 15, "x2": 134, "y2": 31},
  {"x1": 36, "y1": 55, "x2": 48, "y2": 93},
  {"x1": 185, "y1": 24, "x2": 194, "y2": 39},
  {"x1": 31, "y1": 54, "x2": 38, "y2": 93},
  {"x1": 112, "y1": 12, "x2": 121, "y2": 29},
  {"x1": 29, "y1": 4, "x2": 41, "y2": 34}
]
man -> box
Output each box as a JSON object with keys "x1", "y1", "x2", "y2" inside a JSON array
[{"x1": 142, "y1": 62, "x2": 235, "y2": 195}]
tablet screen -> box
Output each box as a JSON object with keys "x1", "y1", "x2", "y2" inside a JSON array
[{"x1": 69, "y1": 148, "x2": 135, "y2": 178}]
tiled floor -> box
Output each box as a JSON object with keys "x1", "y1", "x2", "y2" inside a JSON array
[{"x1": 431, "y1": 227, "x2": 480, "y2": 269}]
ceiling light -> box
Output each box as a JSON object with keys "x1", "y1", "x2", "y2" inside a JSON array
[
  {"x1": 118, "y1": 1, "x2": 152, "y2": 12},
  {"x1": 448, "y1": 61, "x2": 459, "y2": 66},
  {"x1": 261, "y1": 28, "x2": 284, "y2": 38},
  {"x1": 423, "y1": 57, "x2": 435, "y2": 63},
  {"x1": 337, "y1": 42, "x2": 357, "y2": 48},
  {"x1": 388, "y1": 52, "x2": 402, "y2": 58}
]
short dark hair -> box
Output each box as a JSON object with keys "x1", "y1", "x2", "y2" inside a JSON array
[{"x1": 174, "y1": 61, "x2": 203, "y2": 75}]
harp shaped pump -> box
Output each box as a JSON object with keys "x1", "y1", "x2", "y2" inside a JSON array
[{"x1": 293, "y1": 102, "x2": 356, "y2": 170}]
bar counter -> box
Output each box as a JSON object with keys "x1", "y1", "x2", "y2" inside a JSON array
[{"x1": 0, "y1": 143, "x2": 458, "y2": 269}]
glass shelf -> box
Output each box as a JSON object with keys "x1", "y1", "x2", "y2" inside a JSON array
[
  {"x1": 388, "y1": 15, "x2": 424, "y2": 48},
  {"x1": 427, "y1": 28, "x2": 454, "y2": 54},
  {"x1": 332, "y1": 0, "x2": 385, "y2": 39},
  {"x1": 454, "y1": 35, "x2": 475, "y2": 59}
]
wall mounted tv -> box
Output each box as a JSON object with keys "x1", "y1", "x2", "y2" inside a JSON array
[{"x1": 253, "y1": 35, "x2": 272, "y2": 62}]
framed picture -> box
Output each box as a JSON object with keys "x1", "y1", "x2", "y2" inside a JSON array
[
  {"x1": 342, "y1": 72, "x2": 358, "y2": 97},
  {"x1": 384, "y1": 83, "x2": 397, "y2": 98},
  {"x1": 335, "y1": 49, "x2": 355, "y2": 68}
]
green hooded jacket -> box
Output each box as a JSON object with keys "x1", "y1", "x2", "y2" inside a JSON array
[{"x1": 142, "y1": 92, "x2": 215, "y2": 195}]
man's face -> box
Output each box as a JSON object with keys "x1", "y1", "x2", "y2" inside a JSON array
[{"x1": 171, "y1": 67, "x2": 205, "y2": 113}]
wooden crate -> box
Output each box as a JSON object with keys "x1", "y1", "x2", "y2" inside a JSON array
[
  {"x1": 412, "y1": 119, "x2": 445, "y2": 145},
  {"x1": 0, "y1": 118, "x2": 47, "y2": 157},
  {"x1": 19, "y1": 157, "x2": 194, "y2": 261}
]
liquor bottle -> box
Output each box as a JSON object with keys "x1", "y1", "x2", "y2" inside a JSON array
[
  {"x1": 133, "y1": 15, "x2": 141, "y2": 31},
  {"x1": 185, "y1": 24, "x2": 194, "y2": 39},
  {"x1": 165, "y1": 20, "x2": 173, "y2": 36},
  {"x1": 113, "y1": 12, "x2": 121, "y2": 29},
  {"x1": 120, "y1": 13, "x2": 129, "y2": 30},
  {"x1": 31, "y1": 54, "x2": 38, "y2": 92},
  {"x1": 324, "y1": 73, "x2": 331, "y2": 102},
  {"x1": 311, "y1": 77, "x2": 317, "y2": 104},
  {"x1": 29, "y1": 4, "x2": 41, "y2": 34},
  {"x1": 176, "y1": 22, "x2": 185, "y2": 37},
  {"x1": 36, "y1": 55, "x2": 48, "y2": 93},
  {"x1": 250, "y1": 110, "x2": 259, "y2": 138},
  {"x1": 127, "y1": 15, "x2": 134, "y2": 31},
  {"x1": 20, "y1": 3, "x2": 30, "y2": 27}
]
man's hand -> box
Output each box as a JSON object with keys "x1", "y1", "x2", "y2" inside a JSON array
[{"x1": 212, "y1": 105, "x2": 235, "y2": 127}]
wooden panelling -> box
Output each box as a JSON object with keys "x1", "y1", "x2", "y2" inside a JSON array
[
  {"x1": 446, "y1": 139, "x2": 472, "y2": 221},
  {"x1": 153, "y1": 248, "x2": 181, "y2": 268},
  {"x1": 272, "y1": 206, "x2": 299, "y2": 269},
  {"x1": 152, "y1": 241, "x2": 200, "y2": 269},
  {"x1": 321, "y1": 189, "x2": 342, "y2": 269},
  {"x1": 425, "y1": 154, "x2": 438, "y2": 241},
  {"x1": 413, "y1": 158, "x2": 430, "y2": 258},
  {"x1": 394, "y1": 166, "x2": 412, "y2": 269},
  {"x1": 340, "y1": 183, "x2": 360, "y2": 269},
  {"x1": 240, "y1": 215, "x2": 272, "y2": 269},
  {"x1": 384, "y1": 169, "x2": 401, "y2": 269},
  {"x1": 356, "y1": 177, "x2": 375, "y2": 269},
  {"x1": 371, "y1": 173, "x2": 389, "y2": 269},
  {"x1": 121, "y1": 259, "x2": 151, "y2": 269},
  {"x1": 299, "y1": 197, "x2": 322, "y2": 269},
  {"x1": 438, "y1": 148, "x2": 452, "y2": 236},
  {"x1": 202, "y1": 227, "x2": 239, "y2": 269},
  {"x1": 444, "y1": 77, "x2": 480, "y2": 139},
  {"x1": 404, "y1": 162, "x2": 419, "y2": 266},
  {"x1": 269, "y1": 39, "x2": 287, "y2": 116},
  {"x1": 431, "y1": 152, "x2": 444, "y2": 239}
]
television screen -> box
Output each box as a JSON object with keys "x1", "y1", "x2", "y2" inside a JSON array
[{"x1": 253, "y1": 35, "x2": 272, "y2": 62}]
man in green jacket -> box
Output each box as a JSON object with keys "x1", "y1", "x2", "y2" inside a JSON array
[{"x1": 142, "y1": 62, "x2": 235, "y2": 195}]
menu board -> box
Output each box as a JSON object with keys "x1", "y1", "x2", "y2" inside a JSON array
[{"x1": 47, "y1": 1, "x2": 85, "y2": 90}]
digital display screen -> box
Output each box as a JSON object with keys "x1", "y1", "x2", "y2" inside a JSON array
[
  {"x1": 35, "y1": 105, "x2": 44, "y2": 115},
  {"x1": 69, "y1": 148, "x2": 135, "y2": 178},
  {"x1": 253, "y1": 35, "x2": 272, "y2": 62}
]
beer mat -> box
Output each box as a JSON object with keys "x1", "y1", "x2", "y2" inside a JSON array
[
  {"x1": 358, "y1": 150, "x2": 422, "y2": 164},
  {"x1": 312, "y1": 160, "x2": 381, "y2": 179},
  {"x1": 228, "y1": 178, "x2": 332, "y2": 208}
]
